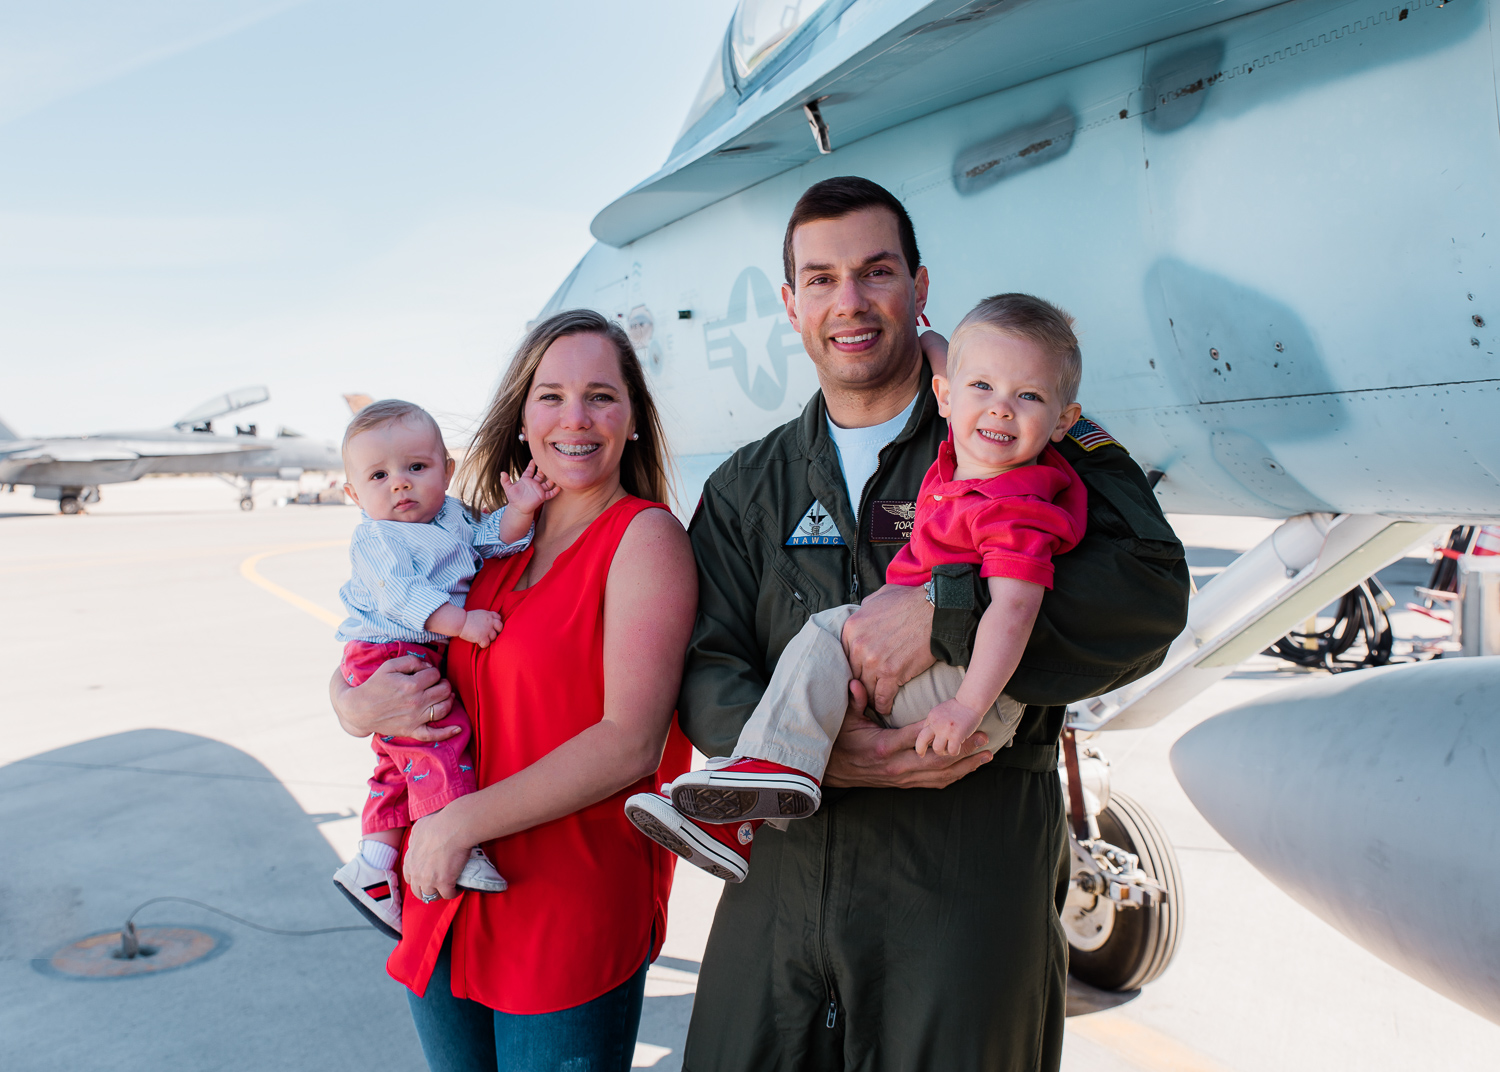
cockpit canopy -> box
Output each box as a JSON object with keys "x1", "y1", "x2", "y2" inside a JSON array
[{"x1": 678, "y1": 1, "x2": 834, "y2": 142}]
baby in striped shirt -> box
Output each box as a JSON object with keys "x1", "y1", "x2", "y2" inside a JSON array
[{"x1": 331, "y1": 399, "x2": 555, "y2": 938}]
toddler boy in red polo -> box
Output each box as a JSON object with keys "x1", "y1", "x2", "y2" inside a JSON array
[{"x1": 627, "y1": 294, "x2": 1087, "y2": 883}]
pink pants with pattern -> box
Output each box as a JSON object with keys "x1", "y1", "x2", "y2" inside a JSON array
[{"x1": 340, "y1": 640, "x2": 478, "y2": 834}]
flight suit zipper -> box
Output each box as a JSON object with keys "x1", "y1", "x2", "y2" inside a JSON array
[{"x1": 817, "y1": 807, "x2": 840, "y2": 1030}]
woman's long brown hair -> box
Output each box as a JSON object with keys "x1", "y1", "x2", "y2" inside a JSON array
[{"x1": 458, "y1": 308, "x2": 673, "y2": 514}]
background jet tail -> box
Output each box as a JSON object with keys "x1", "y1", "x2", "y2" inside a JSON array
[{"x1": 0, "y1": 415, "x2": 19, "y2": 441}]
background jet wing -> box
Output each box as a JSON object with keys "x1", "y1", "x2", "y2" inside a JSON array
[
  {"x1": 173, "y1": 385, "x2": 270, "y2": 430},
  {"x1": 9, "y1": 435, "x2": 266, "y2": 464}
]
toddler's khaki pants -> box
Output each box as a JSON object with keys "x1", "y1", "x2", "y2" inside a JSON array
[{"x1": 726, "y1": 603, "x2": 1026, "y2": 779}]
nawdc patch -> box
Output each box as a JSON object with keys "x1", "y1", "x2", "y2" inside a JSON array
[
  {"x1": 787, "y1": 500, "x2": 845, "y2": 546},
  {"x1": 1066, "y1": 417, "x2": 1124, "y2": 453}
]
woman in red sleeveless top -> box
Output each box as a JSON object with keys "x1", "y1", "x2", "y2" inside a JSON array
[{"x1": 332, "y1": 310, "x2": 696, "y2": 1071}]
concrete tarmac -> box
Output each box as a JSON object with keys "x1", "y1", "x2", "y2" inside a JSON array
[{"x1": 3, "y1": 478, "x2": 1497, "y2": 1070}]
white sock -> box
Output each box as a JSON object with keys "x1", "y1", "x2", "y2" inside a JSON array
[{"x1": 360, "y1": 840, "x2": 398, "y2": 872}]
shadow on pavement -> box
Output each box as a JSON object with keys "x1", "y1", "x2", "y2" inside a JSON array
[{"x1": 1, "y1": 729, "x2": 423, "y2": 1072}]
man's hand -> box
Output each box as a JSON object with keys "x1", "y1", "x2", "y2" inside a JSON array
[
  {"x1": 329, "y1": 655, "x2": 460, "y2": 742},
  {"x1": 842, "y1": 582, "x2": 937, "y2": 716},
  {"x1": 823, "y1": 681, "x2": 991, "y2": 789},
  {"x1": 460, "y1": 609, "x2": 504, "y2": 648}
]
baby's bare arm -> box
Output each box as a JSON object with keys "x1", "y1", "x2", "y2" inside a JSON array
[
  {"x1": 954, "y1": 576, "x2": 1044, "y2": 713},
  {"x1": 915, "y1": 577, "x2": 1044, "y2": 756},
  {"x1": 424, "y1": 603, "x2": 503, "y2": 647},
  {"x1": 424, "y1": 602, "x2": 467, "y2": 637}
]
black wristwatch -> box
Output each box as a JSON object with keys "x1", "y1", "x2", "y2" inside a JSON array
[{"x1": 928, "y1": 563, "x2": 985, "y2": 666}]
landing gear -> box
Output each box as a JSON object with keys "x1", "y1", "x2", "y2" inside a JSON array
[
  {"x1": 1060, "y1": 731, "x2": 1184, "y2": 992},
  {"x1": 56, "y1": 486, "x2": 99, "y2": 515},
  {"x1": 1064, "y1": 793, "x2": 1184, "y2": 991},
  {"x1": 219, "y1": 475, "x2": 256, "y2": 511}
]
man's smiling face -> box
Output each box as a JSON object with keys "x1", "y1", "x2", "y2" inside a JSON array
[{"x1": 781, "y1": 207, "x2": 929, "y2": 396}]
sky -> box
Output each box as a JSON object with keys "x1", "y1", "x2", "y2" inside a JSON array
[{"x1": 0, "y1": 0, "x2": 736, "y2": 442}]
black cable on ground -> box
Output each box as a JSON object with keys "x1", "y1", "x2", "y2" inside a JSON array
[
  {"x1": 1263, "y1": 577, "x2": 1401, "y2": 673},
  {"x1": 126, "y1": 896, "x2": 373, "y2": 937}
]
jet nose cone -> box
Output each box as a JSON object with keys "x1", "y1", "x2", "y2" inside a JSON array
[{"x1": 1172, "y1": 657, "x2": 1500, "y2": 1024}]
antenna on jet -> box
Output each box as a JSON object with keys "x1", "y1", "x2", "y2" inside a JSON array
[
  {"x1": 343, "y1": 394, "x2": 375, "y2": 415},
  {"x1": 803, "y1": 98, "x2": 832, "y2": 155}
]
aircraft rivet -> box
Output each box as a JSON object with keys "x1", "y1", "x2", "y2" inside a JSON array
[
  {"x1": 1209, "y1": 348, "x2": 1219, "y2": 359},
  {"x1": 1473, "y1": 315, "x2": 1485, "y2": 327},
  {"x1": 1275, "y1": 341, "x2": 1284, "y2": 352},
  {"x1": 1471, "y1": 338, "x2": 1481, "y2": 347}
]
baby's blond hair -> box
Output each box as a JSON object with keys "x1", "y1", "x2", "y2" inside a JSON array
[
  {"x1": 949, "y1": 293, "x2": 1082, "y2": 404},
  {"x1": 341, "y1": 399, "x2": 445, "y2": 464}
]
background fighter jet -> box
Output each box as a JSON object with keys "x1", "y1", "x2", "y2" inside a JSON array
[
  {"x1": 540, "y1": 0, "x2": 1500, "y2": 1023},
  {"x1": 0, "y1": 386, "x2": 342, "y2": 513}
]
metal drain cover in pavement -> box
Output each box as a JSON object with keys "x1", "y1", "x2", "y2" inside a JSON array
[{"x1": 38, "y1": 926, "x2": 228, "y2": 979}]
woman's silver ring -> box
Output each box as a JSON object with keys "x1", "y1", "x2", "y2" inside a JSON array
[{"x1": 420, "y1": 892, "x2": 437, "y2": 903}]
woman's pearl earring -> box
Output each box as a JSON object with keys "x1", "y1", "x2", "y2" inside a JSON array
[
  {"x1": 629, "y1": 433, "x2": 639, "y2": 441},
  {"x1": 518, "y1": 432, "x2": 526, "y2": 442}
]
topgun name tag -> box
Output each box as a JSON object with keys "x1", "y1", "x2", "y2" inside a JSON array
[{"x1": 869, "y1": 500, "x2": 917, "y2": 542}]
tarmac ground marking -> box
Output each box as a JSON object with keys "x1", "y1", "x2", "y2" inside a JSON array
[
  {"x1": 239, "y1": 542, "x2": 348, "y2": 627},
  {"x1": 1067, "y1": 1012, "x2": 1234, "y2": 1072}
]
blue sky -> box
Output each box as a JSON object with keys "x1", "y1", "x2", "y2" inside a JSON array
[{"x1": 1, "y1": 0, "x2": 735, "y2": 441}]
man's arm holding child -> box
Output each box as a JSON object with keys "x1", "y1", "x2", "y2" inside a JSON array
[{"x1": 917, "y1": 576, "x2": 1043, "y2": 756}]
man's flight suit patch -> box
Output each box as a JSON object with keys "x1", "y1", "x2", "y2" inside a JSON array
[
  {"x1": 870, "y1": 500, "x2": 917, "y2": 542},
  {"x1": 786, "y1": 500, "x2": 845, "y2": 545},
  {"x1": 1066, "y1": 417, "x2": 1125, "y2": 453}
]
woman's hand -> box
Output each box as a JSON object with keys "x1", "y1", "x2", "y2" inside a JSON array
[
  {"x1": 329, "y1": 655, "x2": 461, "y2": 742},
  {"x1": 404, "y1": 803, "x2": 475, "y2": 902}
]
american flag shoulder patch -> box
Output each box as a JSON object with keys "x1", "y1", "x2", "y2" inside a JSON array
[{"x1": 1066, "y1": 417, "x2": 1124, "y2": 453}]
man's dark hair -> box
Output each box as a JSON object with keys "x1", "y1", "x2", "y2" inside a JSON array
[{"x1": 782, "y1": 176, "x2": 920, "y2": 288}]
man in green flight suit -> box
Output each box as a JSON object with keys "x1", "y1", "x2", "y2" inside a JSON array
[{"x1": 676, "y1": 177, "x2": 1189, "y2": 1072}]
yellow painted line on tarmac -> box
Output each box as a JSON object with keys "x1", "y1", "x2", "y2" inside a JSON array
[
  {"x1": 238, "y1": 542, "x2": 347, "y2": 626},
  {"x1": 1068, "y1": 1013, "x2": 1232, "y2": 1072}
]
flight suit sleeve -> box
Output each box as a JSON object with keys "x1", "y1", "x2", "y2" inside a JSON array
[
  {"x1": 676, "y1": 473, "x2": 771, "y2": 759},
  {"x1": 931, "y1": 443, "x2": 1190, "y2": 706}
]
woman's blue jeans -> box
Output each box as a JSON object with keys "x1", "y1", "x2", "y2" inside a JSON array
[{"x1": 406, "y1": 935, "x2": 649, "y2": 1072}]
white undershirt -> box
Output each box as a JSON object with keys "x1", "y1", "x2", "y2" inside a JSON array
[{"x1": 825, "y1": 393, "x2": 919, "y2": 513}]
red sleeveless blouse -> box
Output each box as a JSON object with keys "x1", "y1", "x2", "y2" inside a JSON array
[{"x1": 386, "y1": 495, "x2": 691, "y2": 1013}]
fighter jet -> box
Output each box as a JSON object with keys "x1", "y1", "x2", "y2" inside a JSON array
[
  {"x1": 0, "y1": 386, "x2": 342, "y2": 513},
  {"x1": 540, "y1": 0, "x2": 1500, "y2": 1019}
]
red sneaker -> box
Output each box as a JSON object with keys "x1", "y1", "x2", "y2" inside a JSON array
[
  {"x1": 670, "y1": 758, "x2": 821, "y2": 822},
  {"x1": 624, "y1": 791, "x2": 758, "y2": 882}
]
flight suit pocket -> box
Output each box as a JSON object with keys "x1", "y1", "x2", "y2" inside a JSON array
[
  {"x1": 745, "y1": 502, "x2": 826, "y2": 665},
  {"x1": 1080, "y1": 470, "x2": 1183, "y2": 561}
]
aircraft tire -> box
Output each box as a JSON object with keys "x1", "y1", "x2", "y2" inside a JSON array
[
  {"x1": 239, "y1": 497, "x2": 255, "y2": 511},
  {"x1": 59, "y1": 496, "x2": 80, "y2": 515},
  {"x1": 1066, "y1": 792, "x2": 1183, "y2": 992}
]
